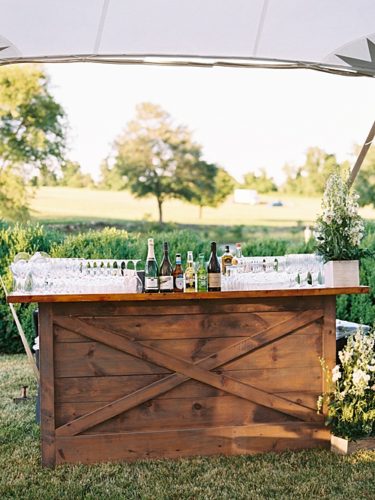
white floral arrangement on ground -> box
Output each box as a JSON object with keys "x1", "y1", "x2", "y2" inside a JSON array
[
  {"x1": 318, "y1": 329, "x2": 375, "y2": 440},
  {"x1": 315, "y1": 171, "x2": 366, "y2": 261}
]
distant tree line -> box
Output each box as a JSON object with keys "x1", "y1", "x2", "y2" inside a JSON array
[{"x1": 1, "y1": 65, "x2": 375, "y2": 223}]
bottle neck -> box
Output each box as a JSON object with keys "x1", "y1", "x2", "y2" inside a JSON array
[
  {"x1": 210, "y1": 243, "x2": 217, "y2": 256},
  {"x1": 147, "y1": 243, "x2": 155, "y2": 260}
]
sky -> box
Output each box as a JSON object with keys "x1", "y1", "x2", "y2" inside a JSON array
[{"x1": 45, "y1": 63, "x2": 375, "y2": 184}]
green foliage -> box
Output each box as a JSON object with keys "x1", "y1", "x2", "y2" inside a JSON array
[
  {"x1": 315, "y1": 171, "x2": 367, "y2": 261},
  {"x1": 282, "y1": 147, "x2": 342, "y2": 196},
  {"x1": 319, "y1": 330, "x2": 375, "y2": 440},
  {"x1": 58, "y1": 161, "x2": 94, "y2": 188},
  {"x1": 190, "y1": 165, "x2": 235, "y2": 217},
  {"x1": 0, "y1": 223, "x2": 63, "y2": 353},
  {"x1": 242, "y1": 168, "x2": 278, "y2": 194},
  {"x1": 0, "y1": 65, "x2": 67, "y2": 220},
  {"x1": 354, "y1": 145, "x2": 375, "y2": 208},
  {"x1": 1, "y1": 221, "x2": 375, "y2": 353}
]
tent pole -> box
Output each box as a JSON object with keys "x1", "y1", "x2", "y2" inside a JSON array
[
  {"x1": 0, "y1": 276, "x2": 39, "y2": 382},
  {"x1": 348, "y1": 120, "x2": 375, "y2": 187}
]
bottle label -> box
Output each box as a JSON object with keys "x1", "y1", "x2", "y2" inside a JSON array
[
  {"x1": 184, "y1": 276, "x2": 196, "y2": 291},
  {"x1": 159, "y1": 276, "x2": 173, "y2": 290},
  {"x1": 175, "y1": 277, "x2": 184, "y2": 290},
  {"x1": 145, "y1": 277, "x2": 158, "y2": 290},
  {"x1": 197, "y1": 275, "x2": 208, "y2": 292},
  {"x1": 208, "y1": 273, "x2": 221, "y2": 288}
]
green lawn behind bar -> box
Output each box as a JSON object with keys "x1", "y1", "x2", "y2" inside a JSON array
[
  {"x1": 30, "y1": 187, "x2": 375, "y2": 228},
  {"x1": 1, "y1": 355, "x2": 374, "y2": 499}
]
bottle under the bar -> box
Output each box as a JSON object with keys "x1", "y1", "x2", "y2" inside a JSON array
[
  {"x1": 207, "y1": 241, "x2": 221, "y2": 291},
  {"x1": 173, "y1": 253, "x2": 184, "y2": 292},
  {"x1": 145, "y1": 238, "x2": 159, "y2": 293},
  {"x1": 159, "y1": 242, "x2": 173, "y2": 293},
  {"x1": 184, "y1": 251, "x2": 196, "y2": 292}
]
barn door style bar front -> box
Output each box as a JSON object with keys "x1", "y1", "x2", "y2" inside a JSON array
[{"x1": 8, "y1": 287, "x2": 369, "y2": 466}]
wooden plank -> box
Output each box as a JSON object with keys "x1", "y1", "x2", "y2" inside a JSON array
[
  {"x1": 39, "y1": 303, "x2": 55, "y2": 467},
  {"x1": 55, "y1": 311, "x2": 323, "y2": 436},
  {"x1": 55, "y1": 395, "x2": 297, "y2": 431},
  {"x1": 7, "y1": 286, "x2": 369, "y2": 304},
  {"x1": 55, "y1": 423, "x2": 330, "y2": 464},
  {"x1": 223, "y1": 328, "x2": 321, "y2": 371},
  {"x1": 84, "y1": 311, "x2": 300, "y2": 340},
  {"x1": 322, "y1": 296, "x2": 336, "y2": 413},
  {"x1": 54, "y1": 311, "x2": 314, "y2": 342},
  {"x1": 55, "y1": 342, "x2": 171, "y2": 377},
  {"x1": 52, "y1": 296, "x2": 324, "y2": 318},
  {"x1": 56, "y1": 375, "x2": 321, "y2": 406}
]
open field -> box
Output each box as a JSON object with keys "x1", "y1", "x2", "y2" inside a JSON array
[
  {"x1": 30, "y1": 187, "x2": 375, "y2": 228},
  {"x1": 1, "y1": 355, "x2": 374, "y2": 499}
]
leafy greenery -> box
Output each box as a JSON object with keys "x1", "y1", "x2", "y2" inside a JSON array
[
  {"x1": 1, "y1": 355, "x2": 375, "y2": 499},
  {"x1": 319, "y1": 330, "x2": 375, "y2": 440},
  {"x1": 355, "y1": 146, "x2": 375, "y2": 208},
  {"x1": 242, "y1": 168, "x2": 277, "y2": 193},
  {"x1": 315, "y1": 171, "x2": 367, "y2": 261},
  {"x1": 1, "y1": 221, "x2": 374, "y2": 354},
  {"x1": 282, "y1": 147, "x2": 343, "y2": 197},
  {"x1": 190, "y1": 165, "x2": 235, "y2": 218},
  {"x1": 0, "y1": 65, "x2": 67, "y2": 220}
]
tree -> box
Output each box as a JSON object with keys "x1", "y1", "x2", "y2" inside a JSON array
[
  {"x1": 112, "y1": 102, "x2": 205, "y2": 223},
  {"x1": 98, "y1": 158, "x2": 127, "y2": 191},
  {"x1": 353, "y1": 146, "x2": 375, "y2": 207},
  {"x1": 191, "y1": 164, "x2": 235, "y2": 218},
  {"x1": 0, "y1": 65, "x2": 66, "y2": 219},
  {"x1": 242, "y1": 168, "x2": 277, "y2": 193},
  {"x1": 282, "y1": 147, "x2": 340, "y2": 196},
  {"x1": 59, "y1": 161, "x2": 95, "y2": 188}
]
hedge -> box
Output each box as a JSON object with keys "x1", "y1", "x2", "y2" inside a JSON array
[{"x1": 0, "y1": 222, "x2": 374, "y2": 353}]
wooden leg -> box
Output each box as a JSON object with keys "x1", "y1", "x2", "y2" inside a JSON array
[{"x1": 39, "y1": 303, "x2": 56, "y2": 467}]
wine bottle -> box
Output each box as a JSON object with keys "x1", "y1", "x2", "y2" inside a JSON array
[
  {"x1": 159, "y1": 242, "x2": 173, "y2": 293},
  {"x1": 144, "y1": 238, "x2": 159, "y2": 293},
  {"x1": 172, "y1": 253, "x2": 184, "y2": 292},
  {"x1": 184, "y1": 251, "x2": 196, "y2": 292},
  {"x1": 221, "y1": 245, "x2": 233, "y2": 275},
  {"x1": 207, "y1": 241, "x2": 221, "y2": 291},
  {"x1": 196, "y1": 254, "x2": 208, "y2": 292}
]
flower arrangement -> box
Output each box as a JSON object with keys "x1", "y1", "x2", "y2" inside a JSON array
[
  {"x1": 315, "y1": 171, "x2": 365, "y2": 261},
  {"x1": 318, "y1": 329, "x2": 375, "y2": 440}
]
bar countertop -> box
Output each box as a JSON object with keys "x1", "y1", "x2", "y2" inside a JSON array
[{"x1": 7, "y1": 286, "x2": 369, "y2": 304}]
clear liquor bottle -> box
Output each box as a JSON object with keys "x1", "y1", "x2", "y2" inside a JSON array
[
  {"x1": 184, "y1": 251, "x2": 196, "y2": 293},
  {"x1": 221, "y1": 245, "x2": 233, "y2": 275}
]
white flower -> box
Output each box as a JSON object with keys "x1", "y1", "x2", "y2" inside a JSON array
[
  {"x1": 352, "y1": 369, "x2": 370, "y2": 388},
  {"x1": 332, "y1": 365, "x2": 342, "y2": 383},
  {"x1": 368, "y1": 365, "x2": 375, "y2": 372}
]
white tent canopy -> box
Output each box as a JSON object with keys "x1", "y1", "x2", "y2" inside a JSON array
[{"x1": 0, "y1": 0, "x2": 375, "y2": 77}]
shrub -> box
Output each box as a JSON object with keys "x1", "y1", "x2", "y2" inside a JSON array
[{"x1": 1, "y1": 222, "x2": 374, "y2": 353}]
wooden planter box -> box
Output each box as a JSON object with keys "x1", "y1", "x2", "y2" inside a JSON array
[
  {"x1": 324, "y1": 260, "x2": 359, "y2": 287},
  {"x1": 331, "y1": 435, "x2": 375, "y2": 455}
]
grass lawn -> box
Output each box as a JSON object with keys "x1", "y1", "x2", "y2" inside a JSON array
[
  {"x1": 30, "y1": 187, "x2": 375, "y2": 228},
  {"x1": 1, "y1": 355, "x2": 374, "y2": 499}
]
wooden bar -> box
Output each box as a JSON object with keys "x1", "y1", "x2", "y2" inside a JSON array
[{"x1": 8, "y1": 287, "x2": 368, "y2": 466}]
